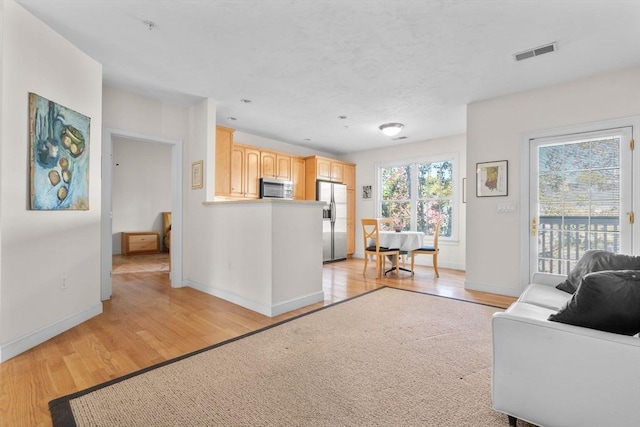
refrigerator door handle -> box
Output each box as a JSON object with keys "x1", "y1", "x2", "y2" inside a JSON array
[{"x1": 331, "y1": 201, "x2": 336, "y2": 223}]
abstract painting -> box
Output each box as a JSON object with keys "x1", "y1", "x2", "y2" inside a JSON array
[{"x1": 29, "y1": 93, "x2": 91, "y2": 210}]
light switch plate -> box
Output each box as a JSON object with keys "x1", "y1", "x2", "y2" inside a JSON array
[{"x1": 497, "y1": 202, "x2": 517, "y2": 213}]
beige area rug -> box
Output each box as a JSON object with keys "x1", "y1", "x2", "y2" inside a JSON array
[
  {"x1": 112, "y1": 253, "x2": 169, "y2": 274},
  {"x1": 50, "y1": 288, "x2": 520, "y2": 427}
]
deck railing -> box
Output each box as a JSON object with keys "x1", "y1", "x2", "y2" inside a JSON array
[{"x1": 537, "y1": 216, "x2": 620, "y2": 275}]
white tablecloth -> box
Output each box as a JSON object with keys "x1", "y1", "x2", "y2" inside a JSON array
[{"x1": 378, "y1": 231, "x2": 425, "y2": 252}]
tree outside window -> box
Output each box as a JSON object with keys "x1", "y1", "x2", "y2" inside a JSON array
[{"x1": 380, "y1": 159, "x2": 453, "y2": 237}]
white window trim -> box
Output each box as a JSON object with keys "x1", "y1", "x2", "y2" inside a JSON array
[{"x1": 375, "y1": 152, "x2": 460, "y2": 242}]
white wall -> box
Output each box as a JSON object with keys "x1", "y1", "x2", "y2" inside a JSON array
[
  {"x1": 112, "y1": 137, "x2": 172, "y2": 253},
  {"x1": 103, "y1": 86, "x2": 189, "y2": 141},
  {"x1": 342, "y1": 134, "x2": 467, "y2": 270},
  {"x1": 466, "y1": 66, "x2": 640, "y2": 297},
  {"x1": 0, "y1": 0, "x2": 103, "y2": 361}
]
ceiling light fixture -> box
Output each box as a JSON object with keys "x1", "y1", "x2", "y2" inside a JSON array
[{"x1": 379, "y1": 123, "x2": 404, "y2": 137}]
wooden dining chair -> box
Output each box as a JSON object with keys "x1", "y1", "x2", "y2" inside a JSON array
[
  {"x1": 362, "y1": 218, "x2": 399, "y2": 277},
  {"x1": 410, "y1": 219, "x2": 443, "y2": 277}
]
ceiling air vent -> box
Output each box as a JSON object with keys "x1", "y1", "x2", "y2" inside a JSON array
[
  {"x1": 392, "y1": 136, "x2": 408, "y2": 141},
  {"x1": 514, "y1": 42, "x2": 557, "y2": 62}
]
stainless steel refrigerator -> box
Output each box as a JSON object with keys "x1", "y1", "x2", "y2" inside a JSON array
[{"x1": 317, "y1": 180, "x2": 347, "y2": 263}]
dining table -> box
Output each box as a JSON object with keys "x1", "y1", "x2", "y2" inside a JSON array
[{"x1": 377, "y1": 230, "x2": 425, "y2": 275}]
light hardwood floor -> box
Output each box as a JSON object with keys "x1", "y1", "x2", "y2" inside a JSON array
[{"x1": 0, "y1": 255, "x2": 516, "y2": 427}]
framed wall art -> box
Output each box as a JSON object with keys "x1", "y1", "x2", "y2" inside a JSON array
[
  {"x1": 29, "y1": 92, "x2": 91, "y2": 210},
  {"x1": 191, "y1": 160, "x2": 203, "y2": 189},
  {"x1": 476, "y1": 160, "x2": 508, "y2": 197},
  {"x1": 362, "y1": 185, "x2": 372, "y2": 200}
]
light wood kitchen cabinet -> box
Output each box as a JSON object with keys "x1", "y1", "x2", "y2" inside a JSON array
[
  {"x1": 292, "y1": 157, "x2": 306, "y2": 200},
  {"x1": 316, "y1": 157, "x2": 332, "y2": 181},
  {"x1": 215, "y1": 125, "x2": 234, "y2": 197},
  {"x1": 306, "y1": 156, "x2": 345, "y2": 184},
  {"x1": 231, "y1": 144, "x2": 260, "y2": 199},
  {"x1": 343, "y1": 163, "x2": 355, "y2": 189},
  {"x1": 245, "y1": 148, "x2": 261, "y2": 198},
  {"x1": 343, "y1": 164, "x2": 356, "y2": 255},
  {"x1": 346, "y1": 190, "x2": 355, "y2": 255},
  {"x1": 314, "y1": 157, "x2": 343, "y2": 182},
  {"x1": 260, "y1": 151, "x2": 277, "y2": 178},
  {"x1": 304, "y1": 156, "x2": 355, "y2": 199},
  {"x1": 230, "y1": 145, "x2": 245, "y2": 198},
  {"x1": 261, "y1": 151, "x2": 291, "y2": 180},
  {"x1": 331, "y1": 162, "x2": 344, "y2": 183},
  {"x1": 277, "y1": 155, "x2": 292, "y2": 180}
]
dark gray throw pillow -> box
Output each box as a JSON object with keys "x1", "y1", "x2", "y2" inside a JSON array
[
  {"x1": 549, "y1": 270, "x2": 640, "y2": 335},
  {"x1": 556, "y1": 250, "x2": 640, "y2": 294}
]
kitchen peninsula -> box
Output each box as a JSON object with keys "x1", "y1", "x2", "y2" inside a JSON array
[
  {"x1": 196, "y1": 125, "x2": 355, "y2": 317},
  {"x1": 197, "y1": 198, "x2": 325, "y2": 317}
]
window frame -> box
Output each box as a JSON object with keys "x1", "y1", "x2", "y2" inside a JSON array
[{"x1": 375, "y1": 153, "x2": 459, "y2": 242}]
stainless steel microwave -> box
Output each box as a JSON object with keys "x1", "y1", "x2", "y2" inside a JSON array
[{"x1": 260, "y1": 178, "x2": 293, "y2": 199}]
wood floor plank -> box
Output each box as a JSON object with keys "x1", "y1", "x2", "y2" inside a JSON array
[{"x1": 0, "y1": 255, "x2": 516, "y2": 426}]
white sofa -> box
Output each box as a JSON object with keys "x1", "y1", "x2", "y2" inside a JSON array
[{"x1": 492, "y1": 273, "x2": 640, "y2": 427}]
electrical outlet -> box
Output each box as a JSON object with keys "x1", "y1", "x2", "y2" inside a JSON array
[{"x1": 61, "y1": 276, "x2": 68, "y2": 290}]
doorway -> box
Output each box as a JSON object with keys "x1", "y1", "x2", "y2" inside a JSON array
[
  {"x1": 521, "y1": 116, "x2": 639, "y2": 286},
  {"x1": 101, "y1": 128, "x2": 183, "y2": 300}
]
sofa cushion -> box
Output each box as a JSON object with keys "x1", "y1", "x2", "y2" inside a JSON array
[
  {"x1": 549, "y1": 270, "x2": 640, "y2": 335},
  {"x1": 556, "y1": 250, "x2": 640, "y2": 294},
  {"x1": 518, "y1": 283, "x2": 572, "y2": 310}
]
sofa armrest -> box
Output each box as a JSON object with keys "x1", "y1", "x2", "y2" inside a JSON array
[
  {"x1": 492, "y1": 303, "x2": 640, "y2": 427},
  {"x1": 531, "y1": 272, "x2": 565, "y2": 287}
]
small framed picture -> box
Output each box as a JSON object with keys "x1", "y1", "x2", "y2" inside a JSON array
[
  {"x1": 191, "y1": 160, "x2": 203, "y2": 189},
  {"x1": 476, "y1": 160, "x2": 508, "y2": 197},
  {"x1": 362, "y1": 185, "x2": 372, "y2": 200}
]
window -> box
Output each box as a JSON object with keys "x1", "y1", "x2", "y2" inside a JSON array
[{"x1": 378, "y1": 157, "x2": 455, "y2": 238}]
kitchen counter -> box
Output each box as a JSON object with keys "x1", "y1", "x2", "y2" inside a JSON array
[{"x1": 189, "y1": 198, "x2": 325, "y2": 317}]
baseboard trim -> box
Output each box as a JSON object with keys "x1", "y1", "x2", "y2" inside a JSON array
[
  {"x1": 271, "y1": 291, "x2": 325, "y2": 317},
  {"x1": 465, "y1": 280, "x2": 523, "y2": 298},
  {"x1": 185, "y1": 280, "x2": 324, "y2": 317},
  {"x1": 0, "y1": 303, "x2": 103, "y2": 363}
]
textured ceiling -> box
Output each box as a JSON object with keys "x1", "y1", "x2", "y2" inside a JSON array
[{"x1": 16, "y1": 0, "x2": 640, "y2": 154}]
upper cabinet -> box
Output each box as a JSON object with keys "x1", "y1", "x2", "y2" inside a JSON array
[
  {"x1": 215, "y1": 126, "x2": 304, "y2": 200},
  {"x1": 342, "y1": 163, "x2": 355, "y2": 190},
  {"x1": 215, "y1": 126, "x2": 235, "y2": 197},
  {"x1": 313, "y1": 156, "x2": 343, "y2": 182},
  {"x1": 292, "y1": 157, "x2": 306, "y2": 200},
  {"x1": 304, "y1": 156, "x2": 355, "y2": 200},
  {"x1": 215, "y1": 128, "x2": 353, "y2": 219},
  {"x1": 261, "y1": 151, "x2": 291, "y2": 181},
  {"x1": 231, "y1": 144, "x2": 261, "y2": 199}
]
